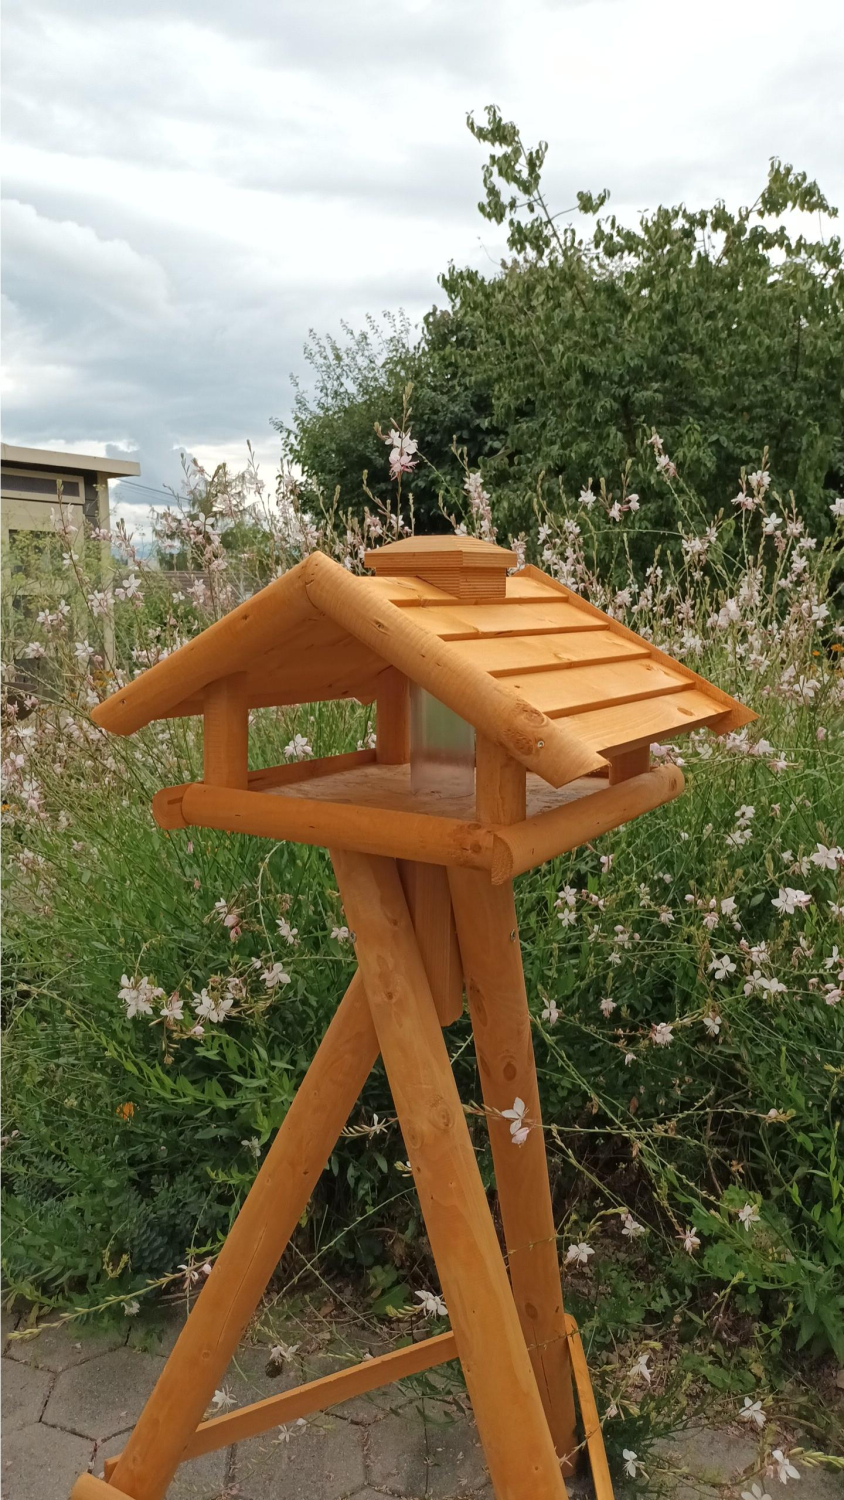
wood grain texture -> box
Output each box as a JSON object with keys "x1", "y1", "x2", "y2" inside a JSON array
[
  {"x1": 104, "y1": 1334, "x2": 459, "y2": 1467},
  {"x1": 399, "y1": 860, "x2": 464, "y2": 1026},
  {"x1": 608, "y1": 746, "x2": 650, "y2": 783},
  {"x1": 107, "y1": 973, "x2": 378, "y2": 1500},
  {"x1": 505, "y1": 658, "x2": 688, "y2": 719},
  {"x1": 560, "y1": 688, "x2": 731, "y2": 755},
  {"x1": 452, "y1": 629, "x2": 650, "y2": 677},
  {"x1": 180, "y1": 782, "x2": 496, "y2": 872},
  {"x1": 448, "y1": 868, "x2": 577, "y2": 1471},
  {"x1": 564, "y1": 1315, "x2": 614, "y2": 1500},
  {"x1": 70, "y1": 1478, "x2": 127, "y2": 1500},
  {"x1": 305, "y1": 553, "x2": 604, "y2": 788},
  {"x1": 202, "y1": 672, "x2": 248, "y2": 788},
  {"x1": 475, "y1": 735, "x2": 526, "y2": 824},
  {"x1": 376, "y1": 668, "x2": 411, "y2": 764},
  {"x1": 490, "y1": 766, "x2": 685, "y2": 883},
  {"x1": 332, "y1": 850, "x2": 568, "y2": 1500}
]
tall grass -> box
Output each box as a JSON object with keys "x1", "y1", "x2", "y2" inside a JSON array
[{"x1": 2, "y1": 442, "x2": 842, "y2": 1453}]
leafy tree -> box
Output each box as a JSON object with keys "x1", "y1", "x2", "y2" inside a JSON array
[{"x1": 279, "y1": 109, "x2": 843, "y2": 542}]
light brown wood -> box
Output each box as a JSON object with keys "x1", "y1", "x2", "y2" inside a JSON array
[
  {"x1": 490, "y1": 766, "x2": 685, "y2": 883},
  {"x1": 504, "y1": 658, "x2": 687, "y2": 719},
  {"x1": 475, "y1": 735, "x2": 526, "y2": 824},
  {"x1": 365, "y1": 535, "x2": 517, "y2": 601},
  {"x1": 70, "y1": 1478, "x2": 127, "y2": 1500},
  {"x1": 202, "y1": 672, "x2": 248, "y2": 788},
  {"x1": 608, "y1": 746, "x2": 650, "y2": 783},
  {"x1": 523, "y1": 564, "x2": 755, "y2": 734},
  {"x1": 102, "y1": 1334, "x2": 459, "y2": 1471},
  {"x1": 188, "y1": 1332, "x2": 457, "y2": 1456},
  {"x1": 180, "y1": 782, "x2": 496, "y2": 873},
  {"x1": 107, "y1": 972, "x2": 379, "y2": 1500},
  {"x1": 399, "y1": 861, "x2": 464, "y2": 1025},
  {"x1": 448, "y1": 867, "x2": 577, "y2": 1471},
  {"x1": 376, "y1": 668, "x2": 410, "y2": 764},
  {"x1": 564, "y1": 1315, "x2": 614, "y2": 1500},
  {"x1": 331, "y1": 850, "x2": 569, "y2": 1500},
  {"x1": 559, "y1": 688, "x2": 732, "y2": 755},
  {"x1": 268, "y1": 762, "x2": 599, "y2": 821},
  {"x1": 305, "y1": 553, "x2": 604, "y2": 788},
  {"x1": 452, "y1": 629, "x2": 650, "y2": 676},
  {"x1": 386, "y1": 600, "x2": 600, "y2": 640},
  {"x1": 151, "y1": 749, "x2": 378, "y2": 831},
  {"x1": 91, "y1": 557, "x2": 321, "y2": 735}
]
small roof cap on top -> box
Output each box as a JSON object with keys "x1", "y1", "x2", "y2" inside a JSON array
[{"x1": 366, "y1": 534, "x2": 517, "y2": 602}]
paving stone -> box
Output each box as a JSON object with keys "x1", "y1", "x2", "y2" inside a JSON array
[
  {"x1": 367, "y1": 1399, "x2": 487, "y2": 1498},
  {"x1": 98, "y1": 1430, "x2": 230, "y2": 1499},
  {"x1": 0, "y1": 1421, "x2": 94, "y2": 1500},
  {"x1": 1, "y1": 1358, "x2": 53, "y2": 1431},
  {"x1": 235, "y1": 1418, "x2": 366, "y2": 1500},
  {"x1": 301, "y1": 1350, "x2": 411, "y2": 1427},
  {"x1": 41, "y1": 1347, "x2": 164, "y2": 1441},
  {"x1": 4, "y1": 1320, "x2": 127, "y2": 1372},
  {"x1": 651, "y1": 1424, "x2": 760, "y2": 1486}
]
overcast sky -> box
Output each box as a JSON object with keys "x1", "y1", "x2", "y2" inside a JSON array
[{"x1": 3, "y1": 0, "x2": 842, "y2": 525}]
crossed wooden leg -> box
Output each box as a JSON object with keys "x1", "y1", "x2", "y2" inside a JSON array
[
  {"x1": 449, "y1": 868, "x2": 578, "y2": 1471},
  {"x1": 75, "y1": 856, "x2": 575, "y2": 1500},
  {"x1": 94, "y1": 973, "x2": 379, "y2": 1500},
  {"x1": 333, "y1": 850, "x2": 568, "y2": 1500}
]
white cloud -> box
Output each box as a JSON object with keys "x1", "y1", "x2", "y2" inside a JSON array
[{"x1": 2, "y1": 0, "x2": 841, "y2": 499}]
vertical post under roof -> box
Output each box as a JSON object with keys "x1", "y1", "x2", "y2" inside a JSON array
[{"x1": 203, "y1": 673, "x2": 248, "y2": 789}]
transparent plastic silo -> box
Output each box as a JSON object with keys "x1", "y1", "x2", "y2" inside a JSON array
[{"x1": 410, "y1": 684, "x2": 475, "y2": 798}]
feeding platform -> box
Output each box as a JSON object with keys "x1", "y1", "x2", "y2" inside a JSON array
[{"x1": 77, "y1": 537, "x2": 753, "y2": 1500}]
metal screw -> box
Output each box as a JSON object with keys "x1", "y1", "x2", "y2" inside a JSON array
[
  {"x1": 536, "y1": 739, "x2": 545, "y2": 748},
  {"x1": 509, "y1": 930, "x2": 517, "y2": 942}
]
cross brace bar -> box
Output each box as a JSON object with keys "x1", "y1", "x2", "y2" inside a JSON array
[{"x1": 104, "y1": 1331, "x2": 458, "y2": 1479}]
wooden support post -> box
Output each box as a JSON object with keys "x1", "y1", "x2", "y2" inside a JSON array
[
  {"x1": 376, "y1": 667, "x2": 410, "y2": 763},
  {"x1": 398, "y1": 860, "x2": 463, "y2": 1026},
  {"x1": 475, "y1": 734, "x2": 526, "y2": 824},
  {"x1": 203, "y1": 672, "x2": 248, "y2": 788},
  {"x1": 107, "y1": 972, "x2": 378, "y2": 1500},
  {"x1": 451, "y1": 733, "x2": 578, "y2": 1470},
  {"x1": 607, "y1": 746, "x2": 650, "y2": 784},
  {"x1": 332, "y1": 849, "x2": 568, "y2": 1500}
]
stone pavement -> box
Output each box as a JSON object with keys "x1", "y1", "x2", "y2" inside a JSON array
[{"x1": 2, "y1": 1304, "x2": 841, "y2": 1500}]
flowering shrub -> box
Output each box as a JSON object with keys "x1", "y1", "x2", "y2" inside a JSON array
[{"x1": 2, "y1": 435, "x2": 842, "y2": 1456}]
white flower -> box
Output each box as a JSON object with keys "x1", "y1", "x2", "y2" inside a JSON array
[
  {"x1": 739, "y1": 1396, "x2": 766, "y2": 1428},
  {"x1": 742, "y1": 1485, "x2": 772, "y2": 1500},
  {"x1": 721, "y1": 896, "x2": 738, "y2": 917},
  {"x1": 621, "y1": 1214, "x2": 647, "y2": 1239},
  {"x1": 709, "y1": 954, "x2": 737, "y2": 980},
  {"x1": 770, "y1": 1449, "x2": 800, "y2": 1484},
  {"x1": 600, "y1": 854, "x2": 614, "y2": 874},
  {"x1": 565, "y1": 1241, "x2": 594, "y2": 1266},
  {"x1": 415, "y1": 1288, "x2": 447, "y2": 1318},
  {"x1": 119, "y1": 974, "x2": 164, "y2": 1019},
  {"x1": 556, "y1": 884, "x2": 577, "y2": 909},
  {"x1": 160, "y1": 993, "x2": 184, "y2": 1022},
  {"x1": 578, "y1": 485, "x2": 597, "y2": 508},
  {"x1": 681, "y1": 1226, "x2": 700, "y2": 1254},
  {"x1": 269, "y1": 1341, "x2": 300, "y2": 1364},
  {"x1": 651, "y1": 1021, "x2": 674, "y2": 1047},
  {"x1": 624, "y1": 1052, "x2": 636, "y2": 1066},
  {"x1": 283, "y1": 734, "x2": 313, "y2": 762},
  {"x1": 541, "y1": 999, "x2": 560, "y2": 1025},
  {"x1": 599, "y1": 997, "x2": 616, "y2": 1017},
  {"x1": 211, "y1": 1387, "x2": 235, "y2": 1411},
  {"x1": 623, "y1": 1449, "x2": 643, "y2": 1479},
  {"x1": 772, "y1": 888, "x2": 812, "y2": 915},
  {"x1": 122, "y1": 1300, "x2": 140, "y2": 1316},
  {"x1": 262, "y1": 962, "x2": 290, "y2": 989},
  {"x1": 277, "y1": 1418, "x2": 308, "y2": 1443},
  {"x1": 276, "y1": 917, "x2": 299, "y2": 945},
  {"x1": 703, "y1": 1013, "x2": 722, "y2": 1036},
  {"x1": 331, "y1": 925, "x2": 351, "y2": 944},
  {"x1": 829, "y1": 496, "x2": 844, "y2": 519},
  {"x1": 502, "y1": 1096, "x2": 531, "y2": 1146},
  {"x1": 738, "y1": 1203, "x2": 761, "y2": 1231},
  {"x1": 241, "y1": 1137, "x2": 261, "y2": 1159},
  {"x1": 193, "y1": 990, "x2": 234, "y2": 1023},
  {"x1": 631, "y1": 1352, "x2": 652, "y2": 1385},
  {"x1": 811, "y1": 844, "x2": 843, "y2": 871}
]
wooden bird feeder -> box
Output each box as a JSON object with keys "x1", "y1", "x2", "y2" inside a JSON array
[{"x1": 74, "y1": 537, "x2": 753, "y2": 1500}]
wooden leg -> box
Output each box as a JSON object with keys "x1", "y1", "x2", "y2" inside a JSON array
[
  {"x1": 105, "y1": 972, "x2": 378, "y2": 1500},
  {"x1": 332, "y1": 850, "x2": 568, "y2": 1500},
  {"x1": 448, "y1": 869, "x2": 578, "y2": 1472}
]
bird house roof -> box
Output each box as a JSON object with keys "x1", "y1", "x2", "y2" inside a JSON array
[{"x1": 92, "y1": 537, "x2": 754, "y2": 789}]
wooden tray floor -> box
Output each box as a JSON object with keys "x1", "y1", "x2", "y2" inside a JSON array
[{"x1": 264, "y1": 762, "x2": 604, "y2": 822}]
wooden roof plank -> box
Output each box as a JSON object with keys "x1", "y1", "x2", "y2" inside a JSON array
[
  {"x1": 506, "y1": 658, "x2": 689, "y2": 718},
  {"x1": 450, "y1": 629, "x2": 650, "y2": 676},
  {"x1": 569, "y1": 689, "x2": 729, "y2": 754}
]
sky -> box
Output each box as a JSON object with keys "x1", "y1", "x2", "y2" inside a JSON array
[{"x1": 3, "y1": 0, "x2": 842, "y2": 529}]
